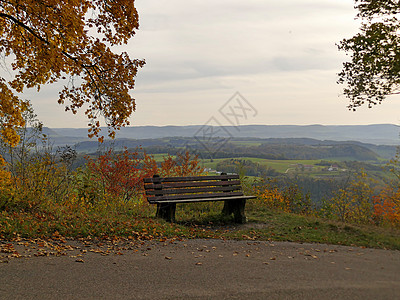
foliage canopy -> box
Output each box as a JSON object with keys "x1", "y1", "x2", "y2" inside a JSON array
[
  {"x1": 0, "y1": 0, "x2": 145, "y2": 144},
  {"x1": 338, "y1": 1, "x2": 400, "y2": 110}
]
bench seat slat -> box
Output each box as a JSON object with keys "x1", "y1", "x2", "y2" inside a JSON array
[
  {"x1": 149, "y1": 195, "x2": 256, "y2": 204},
  {"x1": 147, "y1": 191, "x2": 245, "y2": 203},
  {"x1": 144, "y1": 180, "x2": 241, "y2": 189},
  {"x1": 145, "y1": 185, "x2": 242, "y2": 195},
  {"x1": 143, "y1": 174, "x2": 239, "y2": 183}
]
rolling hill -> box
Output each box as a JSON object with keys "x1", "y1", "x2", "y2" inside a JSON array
[{"x1": 49, "y1": 124, "x2": 400, "y2": 146}]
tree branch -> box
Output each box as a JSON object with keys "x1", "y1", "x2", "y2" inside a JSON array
[
  {"x1": 0, "y1": 12, "x2": 76, "y2": 61},
  {"x1": 0, "y1": 11, "x2": 103, "y2": 95}
]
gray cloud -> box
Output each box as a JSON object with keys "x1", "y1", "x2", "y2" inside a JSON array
[
  {"x1": 8, "y1": 0, "x2": 400, "y2": 128},
  {"x1": 132, "y1": 0, "x2": 355, "y2": 90}
]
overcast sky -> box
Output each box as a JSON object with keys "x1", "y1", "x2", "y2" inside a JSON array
[{"x1": 11, "y1": 0, "x2": 400, "y2": 128}]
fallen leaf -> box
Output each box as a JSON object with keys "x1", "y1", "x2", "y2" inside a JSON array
[
  {"x1": 195, "y1": 262, "x2": 202, "y2": 265},
  {"x1": 75, "y1": 259, "x2": 84, "y2": 263},
  {"x1": 165, "y1": 256, "x2": 172, "y2": 260}
]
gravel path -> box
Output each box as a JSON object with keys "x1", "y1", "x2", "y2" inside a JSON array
[{"x1": 1, "y1": 239, "x2": 400, "y2": 299}]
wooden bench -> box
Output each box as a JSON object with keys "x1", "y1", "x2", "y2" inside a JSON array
[{"x1": 143, "y1": 173, "x2": 256, "y2": 223}]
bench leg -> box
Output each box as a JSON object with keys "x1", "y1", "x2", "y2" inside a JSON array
[
  {"x1": 222, "y1": 199, "x2": 247, "y2": 224},
  {"x1": 233, "y1": 199, "x2": 247, "y2": 224},
  {"x1": 222, "y1": 200, "x2": 234, "y2": 216},
  {"x1": 156, "y1": 203, "x2": 176, "y2": 222}
]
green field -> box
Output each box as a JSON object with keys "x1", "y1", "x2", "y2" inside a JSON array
[
  {"x1": 151, "y1": 153, "x2": 175, "y2": 162},
  {"x1": 148, "y1": 153, "x2": 390, "y2": 180},
  {"x1": 200, "y1": 157, "x2": 328, "y2": 173},
  {"x1": 230, "y1": 141, "x2": 263, "y2": 146}
]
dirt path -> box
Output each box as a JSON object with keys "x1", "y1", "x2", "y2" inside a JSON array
[{"x1": 1, "y1": 239, "x2": 400, "y2": 299}]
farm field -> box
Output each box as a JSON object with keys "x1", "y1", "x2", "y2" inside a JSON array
[
  {"x1": 151, "y1": 153, "x2": 173, "y2": 162},
  {"x1": 201, "y1": 157, "x2": 341, "y2": 174},
  {"x1": 148, "y1": 153, "x2": 390, "y2": 179}
]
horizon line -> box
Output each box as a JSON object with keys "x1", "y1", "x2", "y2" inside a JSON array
[{"x1": 45, "y1": 123, "x2": 399, "y2": 129}]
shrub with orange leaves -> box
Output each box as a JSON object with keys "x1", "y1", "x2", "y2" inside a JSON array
[
  {"x1": 83, "y1": 149, "x2": 202, "y2": 205},
  {"x1": 0, "y1": 156, "x2": 11, "y2": 186},
  {"x1": 253, "y1": 180, "x2": 313, "y2": 215},
  {"x1": 373, "y1": 185, "x2": 400, "y2": 227},
  {"x1": 159, "y1": 151, "x2": 202, "y2": 177},
  {"x1": 255, "y1": 186, "x2": 290, "y2": 212},
  {"x1": 371, "y1": 152, "x2": 400, "y2": 227},
  {"x1": 0, "y1": 156, "x2": 13, "y2": 210},
  {"x1": 0, "y1": 107, "x2": 78, "y2": 213},
  {"x1": 84, "y1": 148, "x2": 156, "y2": 203}
]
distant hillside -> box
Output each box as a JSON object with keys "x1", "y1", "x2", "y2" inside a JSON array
[
  {"x1": 233, "y1": 137, "x2": 397, "y2": 159},
  {"x1": 50, "y1": 124, "x2": 400, "y2": 146},
  {"x1": 69, "y1": 136, "x2": 393, "y2": 162},
  {"x1": 247, "y1": 143, "x2": 380, "y2": 161}
]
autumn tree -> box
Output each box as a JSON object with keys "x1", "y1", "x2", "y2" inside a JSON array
[
  {"x1": 338, "y1": 1, "x2": 400, "y2": 110},
  {"x1": 322, "y1": 171, "x2": 374, "y2": 223},
  {"x1": 0, "y1": 0, "x2": 145, "y2": 146}
]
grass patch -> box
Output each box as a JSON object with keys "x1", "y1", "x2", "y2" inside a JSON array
[
  {"x1": 240, "y1": 209, "x2": 400, "y2": 250},
  {"x1": 1, "y1": 201, "x2": 399, "y2": 250},
  {"x1": 163, "y1": 202, "x2": 400, "y2": 250}
]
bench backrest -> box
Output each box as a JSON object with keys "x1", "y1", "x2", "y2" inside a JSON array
[{"x1": 143, "y1": 174, "x2": 244, "y2": 203}]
